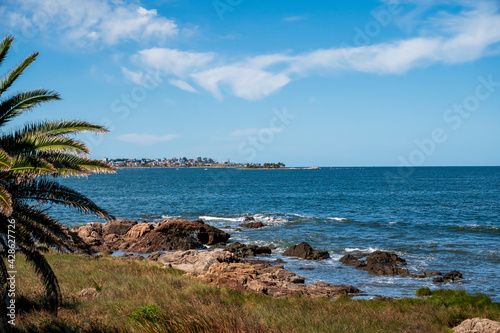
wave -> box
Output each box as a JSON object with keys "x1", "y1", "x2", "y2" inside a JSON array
[
  {"x1": 199, "y1": 216, "x2": 243, "y2": 222},
  {"x1": 251, "y1": 214, "x2": 289, "y2": 224},
  {"x1": 161, "y1": 215, "x2": 181, "y2": 219},
  {"x1": 344, "y1": 247, "x2": 382, "y2": 253},
  {"x1": 327, "y1": 217, "x2": 349, "y2": 222},
  {"x1": 449, "y1": 224, "x2": 500, "y2": 234}
]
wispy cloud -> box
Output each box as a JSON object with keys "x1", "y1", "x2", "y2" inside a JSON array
[
  {"x1": 129, "y1": 1, "x2": 500, "y2": 100},
  {"x1": 284, "y1": 16, "x2": 306, "y2": 22},
  {"x1": 230, "y1": 128, "x2": 262, "y2": 137},
  {"x1": 1, "y1": 0, "x2": 178, "y2": 46},
  {"x1": 121, "y1": 67, "x2": 145, "y2": 85},
  {"x1": 116, "y1": 133, "x2": 179, "y2": 145},
  {"x1": 231, "y1": 127, "x2": 284, "y2": 137},
  {"x1": 135, "y1": 48, "x2": 216, "y2": 78},
  {"x1": 168, "y1": 79, "x2": 197, "y2": 92}
]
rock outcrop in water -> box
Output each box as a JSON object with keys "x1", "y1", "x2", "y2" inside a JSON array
[
  {"x1": 340, "y1": 251, "x2": 407, "y2": 276},
  {"x1": 225, "y1": 242, "x2": 272, "y2": 257},
  {"x1": 199, "y1": 261, "x2": 359, "y2": 298},
  {"x1": 283, "y1": 242, "x2": 330, "y2": 260},
  {"x1": 70, "y1": 219, "x2": 230, "y2": 253},
  {"x1": 239, "y1": 221, "x2": 267, "y2": 228},
  {"x1": 433, "y1": 270, "x2": 463, "y2": 283},
  {"x1": 339, "y1": 251, "x2": 446, "y2": 279}
]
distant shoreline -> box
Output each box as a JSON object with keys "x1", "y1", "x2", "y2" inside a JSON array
[{"x1": 115, "y1": 166, "x2": 322, "y2": 170}]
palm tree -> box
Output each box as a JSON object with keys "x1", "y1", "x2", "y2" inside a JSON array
[{"x1": 0, "y1": 35, "x2": 115, "y2": 321}]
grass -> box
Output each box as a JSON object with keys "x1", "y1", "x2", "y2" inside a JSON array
[{"x1": 13, "y1": 252, "x2": 500, "y2": 333}]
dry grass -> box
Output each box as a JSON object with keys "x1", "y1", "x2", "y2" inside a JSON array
[{"x1": 12, "y1": 252, "x2": 500, "y2": 333}]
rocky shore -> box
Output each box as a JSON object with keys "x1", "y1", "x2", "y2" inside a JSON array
[{"x1": 70, "y1": 218, "x2": 463, "y2": 300}]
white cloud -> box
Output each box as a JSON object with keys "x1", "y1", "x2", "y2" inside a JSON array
[
  {"x1": 137, "y1": 48, "x2": 216, "y2": 77},
  {"x1": 168, "y1": 79, "x2": 197, "y2": 92},
  {"x1": 284, "y1": 16, "x2": 305, "y2": 22},
  {"x1": 129, "y1": 2, "x2": 500, "y2": 100},
  {"x1": 191, "y1": 66, "x2": 291, "y2": 100},
  {"x1": 230, "y1": 128, "x2": 261, "y2": 137},
  {"x1": 121, "y1": 67, "x2": 144, "y2": 85},
  {"x1": 1, "y1": 0, "x2": 178, "y2": 46},
  {"x1": 7, "y1": 0, "x2": 498, "y2": 101},
  {"x1": 116, "y1": 133, "x2": 179, "y2": 145},
  {"x1": 231, "y1": 127, "x2": 284, "y2": 137}
]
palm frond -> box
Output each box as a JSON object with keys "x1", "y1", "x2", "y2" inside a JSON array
[
  {"x1": 0, "y1": 148, "x2": 12, "y2": 170},
  {"x1": 20, "y1": 246, "x2": 61, "y2": 313},
  {"x1": 20, "y1": 120, "x2": 109, "y2": 136},
  {"x1": 9, "y1": 155, "x2": 55, "y2": 175},
  {"x1": 32, "y1": 136, "x2": 90, "y2": 154},
  {"x1": 0, "y1": 52, "x2": 38, "y2": 97},
  {"x1": 0, "y1": 89, "x2": 60, "y2": 126},
  {"x1": 11, "y1": 205, "x2": 78, "y2": 252},
  {"x1": 0, "y1": 35, "x2": 15, "y2": 73},
  {"x1": 9, "y1": 178, "x2": 114, "y2": 220},
  {"x1": 36, "y1": 152, "x2": 114, "y2": 176},
  {"x1": 0, "y1": 184, "x2": 12, "y2": 216}
]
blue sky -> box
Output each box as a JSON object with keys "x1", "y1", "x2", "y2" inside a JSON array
[{"x1": 1, "y1": 0, "x2": 500, "y2": 166}]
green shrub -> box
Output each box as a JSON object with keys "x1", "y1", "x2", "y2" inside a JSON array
[
  {"x1": 129, "y1": 304, "x2": 163, "y2": 323},
  {"x1": 416, "y1": 287, "x2": 432, "y2": 297}
]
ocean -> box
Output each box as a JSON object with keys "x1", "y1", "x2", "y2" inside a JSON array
[{"x1": 54, "y1": 167, "x2": 500, "y2": 300}]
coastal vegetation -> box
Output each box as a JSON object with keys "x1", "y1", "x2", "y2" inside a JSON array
[
  {"x1": 0, "y1": 34, "x2": 113, "y2": 326},
  {"x1": 107, "y1": 157, "x2": 287, "y2": 169},
  {"x1": 14, "y1": 251, "x2": 500, "y2": 333}
]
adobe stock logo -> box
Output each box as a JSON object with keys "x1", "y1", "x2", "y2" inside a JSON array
[
  {"x1": 237, "y1": 108, "x2": 296, "y2": 162},
  {"x1": 213, "y1": 0, "x2": 243, "y2": 20},
  {"x1": 341, "y1": 2, "x2": 402, "y2": 58},
  {"x1": 385, "y1": 74, "x2": 500, "y2": 188}
]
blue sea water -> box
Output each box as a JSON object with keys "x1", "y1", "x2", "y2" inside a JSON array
[{"x1": 54, "y1": 167, "x2": 500, "y2": 300}]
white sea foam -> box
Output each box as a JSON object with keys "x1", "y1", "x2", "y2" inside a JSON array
[
  {"x1": 389, "y1": 221, "x2": 398, "y2": 224},
  {"x1": 161, "y1": 215, "x2": 181, "y2": 219},
  {"x1": 327, "y1": 217, "x2": 348, "y2": 222},
  {"x1": 199, "y1": 216, "x2": 243, "y2": 222},
  {"x1": 293, "y1": 213, "x2": 311, "y2": 218},
  {"x1": 253, "y1": 214, "x2": 289, "y2": 224},
  {"x1": 344, "y1": 247, "x2": 381, "y2": 253}
]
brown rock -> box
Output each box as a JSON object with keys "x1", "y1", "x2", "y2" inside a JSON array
[
  {"x1": 226, "y1": 242, "x2": 272, "y2": 258},
  {"x1": 120, "y1": 253, "x2": 144, "y2": 260},
  {"x1": 103, "y1": 233, "x2": 119, "y2": 244},
  {"x1": 72, "y1": 225, "x2": 106, "y2": 251},
  {"x1": 340, "y1": 254, "x2": 366, "y2": 268},
  {"x1": 124, "y1": 223, "x2": 154, "y2": 240},
  {"x1": 72, "y1": 219, "x2": 230, "y2": 254},
  {"x1": 239, "y1": 222, "x2": 267, "y2": 229},
  {"x1": 433, "y1": 271, "x2": 463, "y2": 283},
  {"x1": 199, "y1": 262, "x2": 359, "y2": 299},
  {"x1": 157, "y1": 250, "x2": 238, "y2": 274},
  {"x1": 102, "y1": 219, "x2": 137, "y2": 236},
  {"x1": 74, "y1": 288, "x2": 100, "y2": 302},
  {"x1": 155, "y1": 219, "x2": 230, "y2": 245},
  {"x1": 146, "y1": 252, "x2": 162, "y2": 261},
  {"x1": 243, "y1": 216, "x2": 255, "y2": 221},
  {"x1": 339, "y1": 251, "x2": 408, "y2": 276},
  {"x1": 283, "y1": 242, "x2": 330, "y2": 260},
  {"x1": 453, "y1": 318, "x2": 500, "y2": 333}
]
